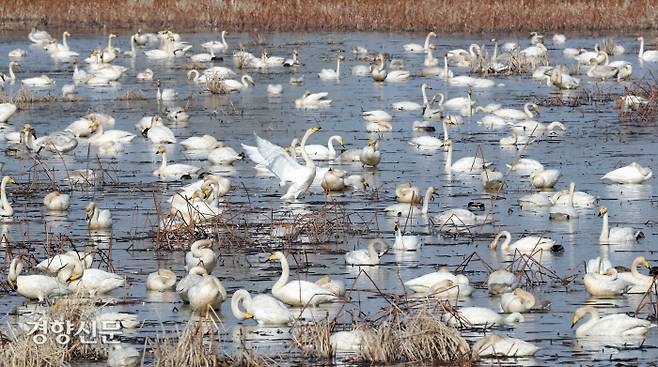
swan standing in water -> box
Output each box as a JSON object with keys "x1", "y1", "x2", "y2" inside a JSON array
[
  {"x1": 267, "y1": 251, "x2": 338, "y2": 306},
  {"x1": 318, "y1": 53, "x2": 345, "y2": 80},
  {"x1": 250, "y1": 127, "x2": 320, "y2": 200},
  {"x1": 146, "y1": 268, "x2": 177, "y2": 291},
  {"x1": 85, "y1": 202, "x2": 112, "y2": 229},
  {"x1": 345, "y1": 239, "x2": 388, "y2": 265},
  {"x1": 231, "y1": 289, "x2": 292, "y2": 325},
  {"x1": 403, "y1": 31, "x2": 436, "y2": 53},
  {"x1": 598, "y1": 207, "x2": 644, "y2": 244},
  {"x1": 8, "y1": 257, "x2": 71, "y2": 301},
  {"x1": 473, "y1": 335, "x2": 538, "y2": 358},
  {"x1": 571, "y1": 306, "x2": 652, "y2": 337},
  {"x1": 188, "y1": 274, "x2": 228, "y2": 313},
  {"x1": 601, "y1": 162, "x2": 652, "y2": 184},
  {"x1": 489, "y1": 230, "x2": 556, "y2": 254}
]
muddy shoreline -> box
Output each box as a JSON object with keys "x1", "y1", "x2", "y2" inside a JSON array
[{"x1": 1, "y1": 0, "x2": 656, "y2": 33}]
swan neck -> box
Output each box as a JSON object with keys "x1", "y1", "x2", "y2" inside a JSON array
[
  {"x1": 445, "y1": 142, "x2": 452, "y2": 171},
  {"x1": 231, "y1": 291, "x2": 251, "y2": 320},
  {"x1": 424, "y1": 33, "x2": 433, "y2": 50},
  {"x1": 0, "y1": 178, "x2": 12, "y2": 216},
  {"x1": 336, "y1": 58, "x2": 341, "y2": 76},
  {"x1": 63, "y1": 33, "x2": 69, "y2": 51},
  {"x1": 492, "y1": 41, "x2": 498, "y2": 61},
  {"x1": 639, "y1": 38, "x2": 644, "y2": 58},
  {"x1": 600, "y1": 212, "x2": 609, "y2": 242},
  {"x1": 8, "y1": 63, "x2": 15, "y2": 81},
  {"x1": 273, "y1": 256, "x2": 289, "y2": 292},
  {"x1": 221, "y1": 31, "x2": 228, "y2": 48},
  {"x1": 421, "y1": 85, "x2": 428, "y2": 106},
  {"x1": 300, "y1": 130, "x2": 315, "y2": 168},
  {"x1": 160, "y1": 151, "x2": 168, "y2": 170},
  {"x1": 422, "y1": 187, "x2": 433, "y2": 214},
  {"x1": 367, "y1": 242, "x2": 378, "y2": 263},
  {"x1": 443, "y1": 56, "x2": 449, "y2": 79},
  {"x1": 442, "y1": 121, "x2": 449, "y2": 141}
]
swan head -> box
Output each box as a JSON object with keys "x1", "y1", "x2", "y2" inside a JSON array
[
  {"x1": 428, "y1": 44, "x2": 436, "y2": 50},
  {"x1": 598, "y1": 207, "x2": 608, "y2": 217},
  {"x1": 155, "y1": 145, "x2": 166, "y2": 155},
  {"x1": 310, "y1": 126, "x2": 322, "y2": 133},
  {"x1": 242, "y1": 75, "x2": 255, "y2": 86},
  {"x1": 63, "y1": 31, "x2": 71, "y2": 37},
  {"x1": 571, "y1": 306, "x2": 595, "y2": 328},
  {"x1": 267, "y1": 251, "x2": 285, "y2": 262},
  {"x1": 109, "y1": 34, "x2": 117, "y2": 39},
  {"x1": 85, "y1": 202, "x2": 97, "y2": 221},
  {"x1": 156, "y1": 79, "x2": 161, "y2": 87},
  {"x1": 428, "y1": 31, "x2": 437, "y2": 38},
  {"x1": 4, "y1": 176, "x2": 15, "y2": 185},
  {"x1": 337, "y1": 54, "x2": 346, "y2": 61}
]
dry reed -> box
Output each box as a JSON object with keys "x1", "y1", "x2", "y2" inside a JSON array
[{"x1": 1, "y1": 0, "x2": 657, "y2": 32}]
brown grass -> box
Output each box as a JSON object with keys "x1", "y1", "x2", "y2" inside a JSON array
[{"x1": 1, "y1": 0, "x2": 657, "y2": 32}]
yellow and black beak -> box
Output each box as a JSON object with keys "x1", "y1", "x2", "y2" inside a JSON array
[
  {"x1": 8, "y1": 279, "x2": 16, "y2": 289},
  {"x1": 267, "y1": 254, "x2": 276, "y2": 262},
  {"x1": 597, "y1": 207, "x2": 606, "y2": 217},
  {"x1": 244, "y1": 313, "x2": 254, "y2": 319},
  {"x1": 644, "y1": 260, "x2": 651, "y2": 269}
]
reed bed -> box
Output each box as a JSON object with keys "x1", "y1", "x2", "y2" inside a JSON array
[
  {"x1": 2, "y1": 0, "x2": 657, "y2": 32},
  {"x1": 619, "y1": 77, "x2": 658, "y2": 123}
]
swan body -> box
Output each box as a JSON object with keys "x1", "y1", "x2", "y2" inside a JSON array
[
  {"x1": 208, "y1": 146, "x2": 244, "y2": 165},
  {"x1": 201, "y1": 31, "x2": 229, "y2": 53},
  {"x1": 617, "y1": 256, "x2": 653, "y2": 294},
  {"x1": 384, "y1": 186, "x2": 435, "y2": 217},
  {"x1": 67, "y1": 268, "x2": 124, "y2": 295},
  {"x1": 137, "y1": 68, "x2": 153, "y2": 81},
  {"x1": 518, "y1": 192, "x2": 554, "y2": 208},
  {"x1": 530, "y1": 168, "x2": 561, "y2": 189},
  {"x1": 638, "y1": 37, "x2": 658, "y2": 62},
  {"x1": 395, "y1": 183, "x2": 421, "y2": 204},
  {"x1": 231, "y1": 289, "x2": 292, "y2": 325},
  {"x1": 444, "y1": 307, "x2": 524, "y2": 328},
  {"x1": 176, "y1": 266, "x2": 207, "y2": 302},
  {"x1": 500, "y1": 288, "x2": 536, "y2": 313},
  {"x1": 602, "y1": 162, "x2": 652, "y2": 184},
  {"x1": 481, "y1": 168, "x2": 504, "y2": 190},
  {"x1": 34, "y1": 131, "x2": 78, "y2": 153},
  {"x1": 188, "y1": 275, "x2": 228, "y2": 312},
  {"x1": 268, "y1": 251, "x2": 338, "y2": 306},
  {"x1": 403, "y1": 32, "x2": 436, "y2": 53},
  {"x1": 267, "y1": 84, "x2": 283, "y2": 95},
  {"x1": 487, "y1": 269, "x2": 519, "y2": 295},
  {"x1": 405, "y1": 271, "x2": 473, "y2": 297},
  {"x1": 22, "y1": 75, "x2": 55, "y2": 87},
  {"x1": 298, "y1": 135, "x2": 344, "y2": 160},
  {"x1": 473, "y1": 335, "x2": 538, "y2": 358},
  {"x1": 295, "y1": 91, "x2": 331, "y2": 108},
  {"x1": 330, "y1": 331, "x2": 365, "y2": 352},
  {"x1": 394, "y1": 222, "x2": 420, "y2": 250},
  {"x1": 85, "y1": 202, "x2": 112, "y2": 229},
  {"x1": 445, "y1": 139, "x2": 488, "y2": 174},
  {"x1": 572, "y1": 306, "x2": 652, "y2": 336},
  {"x1": 146, "y1": 268, "x2": 177, "y2": 291},
  {"x1": 88, "y1": 123, "x2": 136, "y2": 145},
  {"x1": 107, "y1": 344, "x2": 140, "y2": 367},
  {"x1": 43, "y1": 191, "x2": 70, "y2": 211},
  {"x1": 549, "y1": 182, "x2": 578, "y2": 221},
  {"x1": 550, "y1": 182, "x2": 596, "y2": 207},
  {"x1": 0, "y1": 103, "x2": 17, "y2": 123},
  {"x1": 494, "y1": 103, "x2": 539, "y2": 120},
  {"x1": 362, "y1": 110, "x2": 392, "y2": 123},
  {"x1": 345, "y1": 239, "x2": 388, "y2": 265},
  {"x1": 145, "y1": 116, "x2": 176, "y2": 144},
  {"x1": 0, "y1": 176, "x2": 16, "y2": 216},
  {"x1": 443, "y1": 91, "x2": 474, "y2": 110},
  {"x1": 584, "y1": 268, "x2": 631, "y2": 297},
  {"x1": 29, "y1": 28, "x2": 52, "y2": 44},
  {"x1": 490, "y1": 230, "x2": 556, "y2": 253},
  {"x1": 221, "y1": 75, "x2": 255, "y2": 92},
  {"x1": 506, "y1": 158, "x2": 543, "y2": 175},
  {"x1": 359, "y1": 139, "x2": 381, "y2": 167},
  {"x1": 37, "y1": 251, "x2": 93, "y2": 275},
  {"x1": 318, "y1": 54, "x2": 345, "y2": 80},
  {"x1": 181, "y1": 135, "x2": 223, "y2": 150}
]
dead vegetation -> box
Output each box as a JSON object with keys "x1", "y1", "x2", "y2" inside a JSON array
[
  {"x1": 2, "y1": 0, "x2": 657, "y2": 32},
  {"x1": 618, "y1": 77, "x2": 658, "y2": 123},
  {"x1": 0, "y1": 298, "x2": 105, "y2": 367},
  {"x1": 0, "y1": 87, "x2": 58, "y2": 110}
]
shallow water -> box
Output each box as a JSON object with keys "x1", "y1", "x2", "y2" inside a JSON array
[{"x1": 0, "y1": 31, "x2": 657, "y2": 365}]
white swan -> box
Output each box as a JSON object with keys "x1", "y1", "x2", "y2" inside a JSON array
[
  {"x1": 409, "y1": 119, "x2": 451, "y2": 148},
  {"x1": 405, "y1": 270, "x2": 473, "y2": 296},
  {"x1": 188, "y1": 274, "x2": 228, "y2": 312},
  {"x1": 549, "y1": 182, "x2": 578, "y2": 221},
  {"x1": 146, "y1": 116, "x2": 176, "y2": 144},
  {"x1": 0, "y1": 176, "x2": 15, "y2": 216},
  {"x1": 37, "y1": 251, "x2": 93, "y2": 275},
  {"x1": 443, "y1": 91, "x2": 475, "y2": 111},
  {"x1": 395, "y1": 183, "x2": 420, "y2": 204},
  {"x1": 146, "y1": 268, "x2": 177, "y2": 291},
  {"x1": 191, "y1": 47, "x2": 220, "y2": 63},
  {"x1": 494, "y1": 103, "x2": 539, "y2": 120},
  {"x1": 530, "y1": 167, "x2": 561, "y2": 189},
  {"x1": 403, "y1": 31, "x2": 436, "y2": 53},
  {"x1": 107, "y1": 344, "x2": 140, "y2": 367},
  {"x1": 85, "y1": 202, "x2": 112, "y2": 229},
  {"x1": 551, "y1": 182, "x2": 597, "y2": 207},
  {"x1": 384, "y1": 186, "x2": 435, "y2": 217},
  {"x1": 267, "y1": 84, "x2": 283, "y2": 95},
  {"x1": 22, "y1": 74, "x2": 55, "y2": 87},
  {"x1": 637, "y1": 36, "x2": 658, "y2": 62},
  {"x1": 489, "y1": 230, "x2": 556, "y2": 254},
  {"x1": 487, "y1": 269, "x2": 519, "y2": 295},
  {"x1": 599, "y1": 207, "x2": 644, "y2": 244},
  {"x1": 8, "y1": 257, "x2": 71, "y2": 301},
  {"x1": 29, "y1": 28, "x2": 52, "y2": 44},
  {"x1": 499, "y1": 132, "x2": 534, "y2": 146},
  {"x1": 295, "y1": 91, "x2": 331, "y2": 108},
  {"x1": 137, "y1": 68, "x2": 153, "y2": 81},
  {"x1": 298, "y1": 135, "x2": 343, "y2": 160},
  {"x1": 283, "y1": 48, "x2": 300, "y2": 67},
  {"x1": 185, "y1": 239, "x2": 217, "y2": 273},
  {"x1": 0, "y1": 103, "x2": 17, "y2": 123},
  {"x1": 268, "y1": 251, "x2": 338, "y2": 306},
  {"x1": 156, "y1": 80, "x2": 177, "y2": 101},
  {"x1": 572, "y1": 306, "x2": 652, "y2": 336},
  {"x1": 221, "y1": 75, "x2": 255, "y2": 92},
  {"x1": 153, "y1": 145, "x2": 201, "y2": 179},
  {"x1": 509, "y1": 120, "x2": 566, "y2": 136},
  {"x1": 66, "y1": 266, "x2": 124, "y2": 296},
  {"x1": 584, "y1": 267, "x2": 631, "y2": 297},
  {"x1": 208, "y1": 146, "x2": 244, "y2": 165},
  {"x1": 181, "y1": 134, "x2": 224, "y2": 150},
  {"x1": 500, "y1": 288, "x2": 536, "y2": 313},
  {"x1": 473, "y1": 335, "x2": 538, "y2": 358},
  {"x1": 444, "y1": 307, "x2": 524, "y2": 328},
  {"x1": 392, "y1": 83, "x2": 432, "y2": 111},
  {"x1": 481, "y1": 168, "x2": 504, "y2": 190},
  {"x1": 88, "y1": 120, "x2": 136, "y2": 145},
  {"x1": 394, "y1": 221, "x2": 421, "y2": 250},
  {"x1": 330, "y1": 330, "x2": 365, "y2": 352},
  {"x1": 617, "y1": 257, "x2": 653, "y2": 294},
  {"x1": 601, "y1": 162, "x2": 652, "y2": 184},
  {"x1": 319, "y1": 54, "x2": 345, "y2": 80},
  {"x1": 33, "y1": 131, "x2": 78, "y2": 153},
  {"x1": 444, "y1": 139, "x2": 488, "y2": 174},
  {"x1": 202, "y1": 31, "x2": 229, "y2": 53},
  {"x1": 43, "y1": 191, "x2": 70, "y2": 211},
  {"x1": 506, "y1": 158, "x2": 544, "y2": 175},
  {"x1": 251, "y1": 127, "x2": 320, "y2": 200},
  {"x1": 231, "y1": 289, "x2": 292, "y2": 325},
  {"x1": 176, "y1": 266, "x2": 207, "y2": 302},
  {"x1": 345, "y1": 239, "x2": 388, "y2": 265},
  {"x1": 362, "y1": 110, "x2": 392, "y2": 123}
]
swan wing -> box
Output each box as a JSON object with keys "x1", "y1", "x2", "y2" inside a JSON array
[{"x1": 255, "y1": 134, "x2": 302, "y2": 183}]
